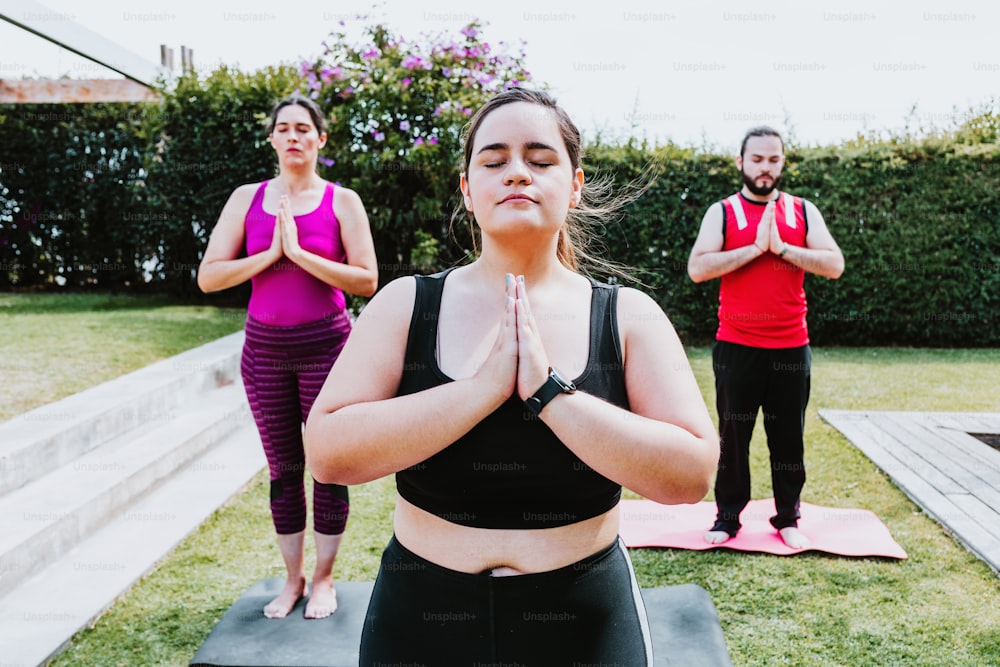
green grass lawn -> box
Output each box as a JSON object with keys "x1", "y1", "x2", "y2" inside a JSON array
[
  {"x1": 0, "y1": 292, "x2": 245, "y2": 421},
  {"x1": 5, "y1": 294, "x2": 999, "y2": 666}
]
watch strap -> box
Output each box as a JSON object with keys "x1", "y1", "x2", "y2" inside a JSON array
[{"x1": 525, "y1": 369, "x2": 575, "y2": 416}]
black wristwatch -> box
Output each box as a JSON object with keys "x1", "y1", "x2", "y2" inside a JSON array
[{"x1": 524, "y1": 367, "x2": 576, "y2": 417}]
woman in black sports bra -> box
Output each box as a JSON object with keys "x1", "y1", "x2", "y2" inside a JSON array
[{"x1": 306, "y1": 87, "x2": 718, "y2": 665}]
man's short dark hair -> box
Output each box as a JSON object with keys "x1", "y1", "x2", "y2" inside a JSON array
[{"x1": 740, "y1": 126, "x2": 784, "y2": 156}]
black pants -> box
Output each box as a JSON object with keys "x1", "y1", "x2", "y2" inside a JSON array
[
  {"x1": 711, "y1": 340, "x2": 811, "y2": 536},
  {"x1": 360, "y1": 535, "x2": 653, "y2": 666}
]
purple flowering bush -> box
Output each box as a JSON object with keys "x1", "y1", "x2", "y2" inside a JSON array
[{"x1": 299, "y1": 21, "x2": 532, "y2": 280}]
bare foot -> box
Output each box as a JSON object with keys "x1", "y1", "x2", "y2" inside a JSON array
[
  {"x1": 263, "y1": 576, "x2": 307, "y2": 619},
  {"x1": 704, "y1": 530, "x2": 733, "y2": 545},
  {"x1": 304, "y1": 578, "x2": 338, "y2": 619},
  {"x1": 779, "y1": 526, "x2": 811, "y2": 549}
]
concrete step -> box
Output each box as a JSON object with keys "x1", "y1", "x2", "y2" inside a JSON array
[
  {"x1": 0, "y1": 380, "x2": 251, "y2": 600},
  {"x1": 0, "y1": 331, "x2": 245, "y2": 497},
  {"x1": 0, "y1": 420, "x2": 266, "y2": 667}
]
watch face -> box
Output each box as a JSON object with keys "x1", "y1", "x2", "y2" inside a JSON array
[{"x1": 549, "y1": 368, "x2": 576, "y2": 392}]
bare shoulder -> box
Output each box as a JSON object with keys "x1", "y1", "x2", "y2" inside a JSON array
[
  {"x1": 354, "y1": 275, "x2": 416, "y2": 329},
  {"x1": 229, "y1": 182, "x2": 263, "y2": 204},
  {"x1": 690, "y1": 201, "x2": 725, "y2": 251},
  {"x1": 214, "y1": 182, "x2": 261, "y2": 218},
  {"x1": 332, "y1": 184, "x2": 364, "y2": 209},
  {"x1": 616, "y1": 286, "x2": 670, "y2": 328}
]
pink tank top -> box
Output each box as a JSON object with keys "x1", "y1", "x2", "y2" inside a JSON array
[{"x1": 244, "y1": 180, "x2": 347, "y2": 325}]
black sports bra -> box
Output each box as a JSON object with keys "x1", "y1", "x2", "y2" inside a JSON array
[{"x1": 394, "y1": 268, "x2": 629, "y2": 529}]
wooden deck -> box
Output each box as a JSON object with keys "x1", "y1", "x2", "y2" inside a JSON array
[{"x1": 820, "y1": 410, "x2": 1000, "y2": 576}]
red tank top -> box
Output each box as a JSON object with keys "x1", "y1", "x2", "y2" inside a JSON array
[
  {"x1": 717, "y1": 191, "x2": 809, "y2": 348},
  {"x1": 244, "y1": 180, "x2": 347, "y2": 325}
]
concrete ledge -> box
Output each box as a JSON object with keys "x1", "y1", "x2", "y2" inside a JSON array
[
  {"x1": 0, "y1": 423, "x2": 265, "y2": 667},
  {"x1": 0, "y1": 382, "x2": 250, "y2": 598},
  {"x1": 0, "y1": 331, "x2": 245, "y2": 496}
]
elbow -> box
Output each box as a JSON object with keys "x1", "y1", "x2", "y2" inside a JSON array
[
  {"x1": 820, "y1": 263, "x2": 844, "y2": 280},
  {"x1": 304, "y1": 414, "x2": 366, "y2": 486},
  {"x1": 196, "y1": 274, "x2": 213, "y2": 294},
  {"x1": 353, "y1": 269, "x2": 378, "y2": 298},
  {"x1": 311, "y1": 461, "x2": 362, "y2": 486},
  {"x1": 679, "y1": 436, "x2": 720, "y2": 503},
  {"x1": 690, "y1": 475, "x2": 714, "y2": 504},
  {"x1": 674, "y1": 471, "x2": 714, "y2": 505},
  {"x1": 649, "y1": 478, "x2": 711, "y2": 506},
  {"x1": 361, "y1": 275, "x2": 378, "y2": 297},
  {"x1": 196, "y1": 264, "x2": 219, "y2": 293},
  {"x1": 687, "y1": 265, "x2": 707, "y2": 284},
  {"x1": 304, "y1": 441, "x2": 351, "y2": 485}
]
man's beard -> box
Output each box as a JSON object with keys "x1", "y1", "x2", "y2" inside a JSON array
[{"x1": 741, "y1": 167, "x2": 782, "y2": 196}]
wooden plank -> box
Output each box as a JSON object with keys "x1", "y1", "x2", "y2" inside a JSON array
[
  {"x1": 0, "y1": 0, "x2": 163, "y2": 86},
  {"x1": 874, "y1": 412, "x2": 1000, "y2": 474},
  {"x1": 874, "y1": 415, "x2": 1000, "y2": 543},
  {"x1": 0, "y1": 79, "x2": 160, "y2": 103},
  {"x1": 822, "y1": 409, "x2": 1000, "y2": 575},
  {"x1": 876, "y1": 414, "x2": 1000, "y2": 512},
  {"x1": 931, "y1": 412, "x2": 1000, "y2": 432},
  {"x1": 931, "y1": 428, "x2": 1000, "y2": 487},
  {"x1": 845, "y1": 413, "x2": 966, "y2": 494},
  {"x1": 879, "y1": 413, "x2": 998, "y2": 493},
  {"x1": 947, "y1": 493, "x2": 1000, "y2": 543},
  {"x1": 825, "y1": 414, "x2": 958, "y2": 501},
  {"x1": 936, "y1": 424, "x2": 1000, "y2": 468},
  {"x1": 946, "y1": 493, "x2": 1000, "y2": 573}
]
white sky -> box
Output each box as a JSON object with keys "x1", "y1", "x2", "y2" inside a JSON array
[{"x1": 2, "y1": 0, "x2": 998, "y2": 153}]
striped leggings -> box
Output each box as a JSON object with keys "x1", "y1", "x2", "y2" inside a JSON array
[{"x1": 241, "y1": 314, "x2": 351, "y2": 536}]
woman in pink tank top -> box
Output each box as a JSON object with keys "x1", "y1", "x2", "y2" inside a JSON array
[{"x1": 197, "y1": 94, "x2": 378, "y2": 620}]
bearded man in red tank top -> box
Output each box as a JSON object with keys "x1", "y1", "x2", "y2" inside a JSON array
[{"x1": 687, "y1": 127, "x2": 845, "y2": 549}]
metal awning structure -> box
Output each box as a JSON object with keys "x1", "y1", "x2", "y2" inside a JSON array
[{"x1": 0, "y1": 0, "x2": 167, "y2": 102}]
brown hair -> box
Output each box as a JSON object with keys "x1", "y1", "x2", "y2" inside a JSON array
[
  {"x1": 740, "y1": 125, "x2": 783, "y2": 156},
  {"x1": 267, "y1": 93, "x2": 327, "y2": 136},
  {"x1": 453, "y1": 87, "x2": 650, "y2": 283}
]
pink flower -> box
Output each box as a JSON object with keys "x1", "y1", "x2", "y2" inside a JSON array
[
  {"x1": 414, "y1": 137, "x2": 424, "y2": 146},
  {"x1": 402, "y1": 54, "x2": 423, "y2": 69},
  {"x1": 461, "y1": 25, "x2": 478, "y2": 39},
  {"x1": 429, "y1": 136, "x2": 438, "y2": 145},
  {"x1": 401, "y1": 77, "x2": 412, "y2": 87},
  {"x1": 399, "y1": 120, "x2": 411, "y2": 131}
]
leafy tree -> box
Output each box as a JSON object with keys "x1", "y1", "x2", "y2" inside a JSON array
[{"x1": 300, "y1": 20, "x2": 533, "y2": 283}]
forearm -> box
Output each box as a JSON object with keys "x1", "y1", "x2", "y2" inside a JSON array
[
  {"x1": 197, "y1": 251, "x2": 277, "y2": 293},
  {"x1": 780, "y1": 244, "x2": 844, "y2": 279},
  {"x1": 286, "y1": 248, "x2": 378, "y2": 296},
  {"x1": 688, "y1": 244, "x2": 763, "y2": 282},
  {"x1": 540, "y1": 391, "x2": 717, "y2": 504},
  {"x1": 305, "y1": 378, "x2": 507, "y2": 485}
]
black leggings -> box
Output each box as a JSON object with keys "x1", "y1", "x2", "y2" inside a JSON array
[
  {"x1": 360, "y1": 535, "x2": 653, "y2": 666},
  {"x1": 712, "y1": 340, "x2": 811, "y2": 535}
]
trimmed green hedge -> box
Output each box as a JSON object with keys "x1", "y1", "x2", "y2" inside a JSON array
[
  {"x1": 1, "y1": 77, "x2": 997, "y2": 346},
  {"x1": 587, "y1": 140, "x2": 1000, "y2": 346}
]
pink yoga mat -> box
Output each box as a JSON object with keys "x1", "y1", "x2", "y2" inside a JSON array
[{"x1": 619, "y1": 499, "x2": 907, "y2": 559}]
